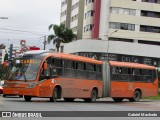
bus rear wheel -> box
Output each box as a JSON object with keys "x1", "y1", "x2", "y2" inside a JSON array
[
  {"x1": 24, "y1": 96, "x2": 31, "y2": 102},
  {"x1": 129, "y1": 90, "x2": 141, "y2": 102},
  {"x1": 50, "y1": 87, "x2": 58, "y2": 102},
  {"x1": 112, "y1": 98, "x2": 123, "y2": 102},
  {"x1": 84, "y1": 89, "x2": 97, "y2": 102},
  {"x1": 64, "y1": 98, "x2": 75, "y2": 102},
  {"x1": 19, "y1": 95, "x2": 23, "y2": 98}
]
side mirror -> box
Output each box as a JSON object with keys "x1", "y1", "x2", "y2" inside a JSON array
[{"x1": 43, "y1": 62, "x2": 48, "y2": 70}]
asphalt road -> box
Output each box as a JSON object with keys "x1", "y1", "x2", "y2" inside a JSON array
[{"x1": 0, "y1": 95, "x2": 160, "y2": 120}]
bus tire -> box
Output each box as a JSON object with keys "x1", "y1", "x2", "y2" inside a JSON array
[
  {"x1": 112, "y1": 98, "x2": 123, "y2": 102},
  {"x1": 50, "y1": 87, "x2": 58, "y2": 102},
  {"x1": 3, "y1": 94, "x2": 6, "y2": 97},
  {"x1": 129, "y1": 90, "x2": 141, "y2": 102},
  {"x1": 84, "y1": 89, "x2": 97, "y2": 102},
  {"x1": 24, "y1": 96, "x2": 31, "y2": 102},
  {"x1": 64, "y1": 98, "x2": 75, "y2": 102},
  {"x1": 19, "y1": 95, "x2": 23, "y2": 98}
]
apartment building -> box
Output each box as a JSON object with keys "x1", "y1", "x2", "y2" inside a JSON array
[
  {"x1": 61, "y1": 0, "x2": 160, "y2": 67},
  {"x1": 61, "y1": 0, "x2": 84, "y2": 39}
]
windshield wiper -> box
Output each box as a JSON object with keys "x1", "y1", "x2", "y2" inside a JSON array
[
  {"x1": 22, "y1": 72, "x2": 27, "y2": 82},
  {"x1": 9, "y1": 69, "x2": 19, "y2": 80}
]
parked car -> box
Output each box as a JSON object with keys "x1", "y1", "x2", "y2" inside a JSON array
[
  {"x1": 0, "y1": 85, "x2": 3, "y2": 94},
  {"x1": 0, "y1": 80, "x2": 4, "y2": 94}
]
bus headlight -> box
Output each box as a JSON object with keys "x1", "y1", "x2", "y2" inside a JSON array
[
  {"x1": 27, "y1": 83, "x2": 36, "y2": 88},
  {"x1": 3, "y1": 83, "x2": 8, "y2": 87}
]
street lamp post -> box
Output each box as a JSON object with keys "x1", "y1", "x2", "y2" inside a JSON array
[
  {"x1": 107, "y1": 30, "x2": 118, "y2": 61},
  {"x1": 43, "y1": 36, "x2": 47, "y2": 50}
]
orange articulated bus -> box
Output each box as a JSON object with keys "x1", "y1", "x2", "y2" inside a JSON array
[{"x1": 3, "y1": 50, "x2": 158, "y2": 102}]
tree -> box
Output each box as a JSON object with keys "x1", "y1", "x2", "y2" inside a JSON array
[
  {"x1": 47, "y1": 24, "x2": 77, "y2": 52},
  {"x1": 4, "y1": 52, "x2": 8, "y2": 62}
]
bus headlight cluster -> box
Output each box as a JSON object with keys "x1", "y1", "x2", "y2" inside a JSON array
[{"x1": 27, "y1": 83, "x2": 36, "y2": 88}]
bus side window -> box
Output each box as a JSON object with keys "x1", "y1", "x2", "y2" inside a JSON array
[
  {"x1": 122, "y1": 67, "x2": 128, "y2": 74},
  {"x1": 77, "y1": 62, "x2": 84, "y2": 70},
  {"x1": 152, "y1": 70, "x2": 157, "y2": 83},
  {"x1": 111, "y1": 67, "x2": 117, "y2": 74},
  {"x1": 96, "y1": 65, "x2": 101, "y2": 72},
  {"x1": 51, "y1": 58, "x2": 63, "y2": 76},
  {"x1": 86, "y1": 63, "x2": 94, "y2": 71},
  {"x1": 40, "y1": 61, "x2": 50, "y2": 80},
  {"x1": 128, "y1": 68, "x2": 132, "y2": 74},
  {"x1": 132, "y1": 68, "x2": 135, "y2": 75},
  {"x1": 118, "y1": 67, "x2": 122, "y2": 74}
]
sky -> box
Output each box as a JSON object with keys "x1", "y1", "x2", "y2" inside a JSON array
[{"x1": 0, "y1": 0, "x2": 61, "y2": 50}]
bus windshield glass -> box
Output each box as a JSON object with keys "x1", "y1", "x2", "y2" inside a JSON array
[{"x1": 7, "y1": 58, "x2": 42, "y2": 81}]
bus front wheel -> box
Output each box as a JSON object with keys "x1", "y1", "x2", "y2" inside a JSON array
[
  {"x1": 50, "y1": 87, "x2": 58, "y2": 102},
  {"x1": 84, "y1": 89, "x2": 97, "y2": 102},
  {"x1": 129, "y1": 90, "x2": 141, "y2": 102},
  {"x1": 112, "y1": 98, "x2": 123, "y2": 102},
  {"x1": 3, "y1": 94, "x2": 6, "y2": 97},
  {"x1": 24, "y1": 96, "x2": 31, "y2": 102}
]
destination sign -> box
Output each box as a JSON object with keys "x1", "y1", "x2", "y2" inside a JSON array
[{"x1": 16, "y1": 60, "x2": 38, "y2": 64}]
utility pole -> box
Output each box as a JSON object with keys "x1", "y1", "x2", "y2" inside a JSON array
[
  {"x1": 107, "y1": 30, "x2": 118, "y2": 61},
  {"x1": 43, "y1": 36, "x2": 47, "y2": 50}
]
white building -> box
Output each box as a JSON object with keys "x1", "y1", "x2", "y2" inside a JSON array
[
  {"x1": 0, "y1": 49, "x2": 6, "y2": 64},
  {"x1": 61, "y1": 0, "x2": 160, "y2": 67}
]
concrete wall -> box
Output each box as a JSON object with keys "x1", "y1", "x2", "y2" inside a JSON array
[{"x1": 63, "y1": 39, "x2": 160, "y2": 58}]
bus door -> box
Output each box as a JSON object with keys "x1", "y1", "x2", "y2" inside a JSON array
[
  {"x1": 129, "y1": 68, "x2": 134, "y2": 92},
  {"x1": 110, "y1": 67, "x2": 132, "y2": 97},
  {"x1": 39, "y1": 57, "x2": 52, "y2": 97}
]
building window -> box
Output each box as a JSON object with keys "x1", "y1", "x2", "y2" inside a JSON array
[
  {"x1": 123, "y1": 9, "x2": 130, "y2": 15},
  {"x1": 110, "y1": 22, "x2": 135, "y2": 31},
  {"x1": 110, "y1": 22, "x2": 120, "y2": 29},
  {"x1": 140, "y1": 25, "x2": 160, "y2": 33},
  {"x1": 111, "y1": 7, "x2": 136, "y2": 16},
  {"x1": 71, "y1": 2, "x2": 79, "y2": 11},
  {"x1": 138, "y1": 40, "x2": 160, "y2": 46},
  {"x1": 71, "y1": 14, "x2": 78, "y2": 22},
  {"x1": 141, "y1": 10, "x2": 160, "y2": 18},
  {"x1": 85, "y1": 10, "x2": 94, "y2": 19},
  {"x1": 84, "y1": 24, "x2": 93, "y2": 32},
  {"x1": 61, "y1": 10, "x2": 67, "y2": 17},
  {"x1": 61, "y1": 0, "x2": 67, "y2": 7},
  {"x1": 142, "y1": 0, "x2": 160, "y2": 4},
  {"x1": 111, "y1": 8, "x2": 119, "y2": 14},
  {"x1": 86, "y1": 0, "x2": 94, "y2": 5},
  {"x1": 109, "y1": 38, "x2": 134, "y2": 42}
]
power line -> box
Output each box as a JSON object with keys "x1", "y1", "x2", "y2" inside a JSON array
[
  {"x1": 0, "y1": 25, "x2": 47, "y2": 30},
  {"x1": 0, "y1": 30, "x2": 46, "y2": 36},
  {"x1": 0, "y1": 27, "x2": 48, "y2": 36}
]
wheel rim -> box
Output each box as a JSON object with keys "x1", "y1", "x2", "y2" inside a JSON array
[
  {"x1": 91, "y1": 90, "x2": 97, "y2": 101},
  {"x1": 53, "y1": 89, "x2": 58, "y2": 101},
  {"x1": 134, "y1": 91, "x2": 140, "y2": 101}
]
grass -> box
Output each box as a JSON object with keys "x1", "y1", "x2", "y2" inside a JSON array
[{"x1": 143, "y1": 93, "x2": 160, "y2": 100}]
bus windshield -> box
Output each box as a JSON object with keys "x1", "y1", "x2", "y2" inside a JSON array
[{"x1": 7, "y1": 58, "x2": 42, "y2": 81}]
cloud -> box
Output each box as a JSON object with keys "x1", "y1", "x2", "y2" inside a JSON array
[{"x1": 0, "y1": 0, "x2": 61, "y2": 49}]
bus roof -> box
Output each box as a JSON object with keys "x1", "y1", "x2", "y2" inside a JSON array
[
  {"x1": 109, "y1": 61, "x2": 155, "y2": 70},
  {"x1": 25, "y1": 50, "x2": 51, "y2": 55},
  {"x1": 47, "y1": 52, "x2": 103, "y2": 64}
]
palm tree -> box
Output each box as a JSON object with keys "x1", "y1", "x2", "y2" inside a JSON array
[{"x1": 47, "y1": 24, "x2": 77, "y2": 52}]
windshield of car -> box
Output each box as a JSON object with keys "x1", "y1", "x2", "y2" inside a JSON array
[{"x1": 7, "y1": 58, "x2": 42, "y2": 81}]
